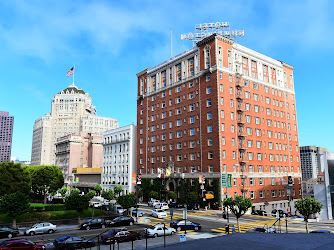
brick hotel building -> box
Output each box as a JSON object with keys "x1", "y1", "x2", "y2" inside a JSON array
[{"x1": 136, "y1": 34, "x2": 301, "y2": 212}]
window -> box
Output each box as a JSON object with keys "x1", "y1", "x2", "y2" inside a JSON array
[
  {"x1": 221, "y1": 123, "x2": 225, "y2": 131},
  {"x1": 207, "y1": 125, "x2": 212, "y2": 133},
  {"x1": 220, "y1": 84, "x2": 223, "y2": 92},
  {"x1": 207, "y1": 99, "x2": 212, "y2": 107},
  {"x1": 177, "y1": 130, "x2": 182, "y2": 138},
  {"x1": 220, "y1": 97, "x2": 224, "y2": 105},
  {"x1": 206, "y1": 74, "x2": 211, "y2": 81},
  {"x1": 206, "y1": 86, "x2": 211, "y2": 94},
  {"x1": 221, "y1": 110, "x2": 224, "y2": 118},
  {"x1": 189, "y1": 104, "x2": 194, "y2": 111},
  {"x1": 177, "y1": 119, "x2": 181, "y2": 126},
  {"x1": 190, "y1": 128, "x2": 195, "y2": 136},
  {"x1": 222, "y1": 136, "x2": 226, "y2": 145},
  {"x1": 208, "y1": 138, "x2": 213, "y2": 146},
  {"x1": 231, "y1": 112, "x2": 234, "y2": 120},
  {"x1": 230, "y1": 99, "x2": 234, "y2": 107},
  {"x1": 189, "y1": 116, "x2": 195, "y2": 124},
  {"x1": 250, "y1": 191, "x2": 255, "y2": 199},
  {"x1": 207, "y1": 112, "x2": 212, "y2": 120},
  {"x1": 208, "y1": 151, "x2": 213, "y2": 159},
  {"x1": 259, "y1": 178, "x2": 264, "y2": 185},
  {"x1": 209, "y1": 165, "x2": 214, "y2": 172}
]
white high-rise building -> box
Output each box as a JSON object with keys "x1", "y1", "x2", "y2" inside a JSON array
[
  {"x1": 101, "y1": 125, "x2": 136, "y2": 195},
  {"x1": 300, "y1": 146, "x2": 329, "y2": 179},
  {"x1": 31, "y1": 84, "x2": 119, "y2": 166}
]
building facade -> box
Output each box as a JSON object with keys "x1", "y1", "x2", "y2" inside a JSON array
[
  {"x1": 300, "y1": 146, "x2": 329, "y2": 179},
  {"x1": 55, "y1": 132, "x2": 103, "y2": 187},
  {"x1": 136, "y1": 34, "x2": 301, "y2": 212},
  {"x1": 31, "y1": 84, "x2": 119, "y2": 166},
  {"x1": 101, "y1": 125, "x2": 136, "y2": 195},
  {"x1": 0, "y1": 111, "x2": 14, "y2": 162}
]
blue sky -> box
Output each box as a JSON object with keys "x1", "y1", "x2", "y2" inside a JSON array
[{"x1": 0, "y1": 0, "x2": 333, "y2": 161}]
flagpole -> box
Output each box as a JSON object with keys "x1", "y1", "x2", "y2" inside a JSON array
[{"x1": 73, "y1": 65, "x2": 75, "y2": 85}]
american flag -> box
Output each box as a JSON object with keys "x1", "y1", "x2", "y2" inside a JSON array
[{"x1": 66, "y1": 66, "x2": 74, "y2": 77}]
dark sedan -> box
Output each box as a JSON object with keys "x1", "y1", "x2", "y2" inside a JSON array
[
  {"x1": 108, "y1": 216, "x2": 134, "y2": 227},
  {"x1": 0, "y1": 239, "x2": 45, "y2": 250},
  {"x1": 170, "y1": 220, "x2": 201, "y2": 231},
  {"x1": 101, "y1": 229, "x2": 127, "y2": 244},
  {"x1": 80, "y1": 218, "x2": 107, "y2": 230},
  {"x1": 169, "y1": 202, "x2": 184, "y2": 208},
  {"x1": 0, "y1": 227, "x2": 19, "y2": 239},
  {"x1": 53, "y1": 236, "x2": 95, "y2": 249},
  {"x1": 113, "y1": 231, "x2": 141, "y2": 243}
]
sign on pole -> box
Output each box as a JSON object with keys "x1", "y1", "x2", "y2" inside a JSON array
[
  {"x1": 222, "y1": 174, "x2": 227, "y2": 187},
  {"x1": 132, "y1": 173, "x2": 136, "y2": 185},
  {"x1": 222, "y1": 174, "x2": 232, "y2": 188},
  {"x1": 183, "y1": 208, "x2": 187, "y2": 219}
]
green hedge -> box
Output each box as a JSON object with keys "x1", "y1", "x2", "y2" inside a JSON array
[
  {"x1": 30, "y1": 204, "x2": 65, "y2": 212},
  {"x1": 0, "y1": 208, "x2": 109, "y2": 224}
]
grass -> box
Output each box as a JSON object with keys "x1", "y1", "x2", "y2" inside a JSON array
[{"x1": 0, "y1": 208, "x2": 110, "y2": 224}]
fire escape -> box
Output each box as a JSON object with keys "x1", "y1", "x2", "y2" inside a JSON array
[{"x1": 235, "y1": 73, "x2": 248, "y2": 197}]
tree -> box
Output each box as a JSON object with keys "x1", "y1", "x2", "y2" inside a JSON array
[
  {"x1": 87, "y1": 190, "x2": 96, "y2": 200},
  {"x1": 223, "y1": 196, "x2": 252, "y2": 232},
  {"x1": 0, "y1": 162, "x2": 31, "y2": 197},
  {"x1": 168, "y1": 192, "x2": 177, "y2": 201},
  {"x1": 114, "y1": 186, "x2": 123, "y2": 197},
  {"x1": 29, "y1": 165, "x2": 64, "y2": 204},
  {"x1": 101, "y1": 190, "x2": 114, "y2": 201},
  {"x1": 117, "y1": 194, "x2": 135, "y2": 214},
  {"x1": 295, "y1": 197, "x2": 323, "y2": 233},
  {"x1": 57, "y1": 188, "x2": 68, "y2": 197},
  {"x1": 149, "y1": 191, "x2": 159, "y2": 200},
  {"x1": 65, "y1": 193, "x2": 90, "y2": 225},
  {"x1": 94, "y1": 184, "x2": 102, "y2": 196},
  {"x1": 71, "y1": 188, "x2": 80, "y2": 195},
  {"x1": 188, "y1": 192, "x2": 199, "y2": 203},
  {"x1": 0, "y1": 192, "x2": 30, "y2": 228}
]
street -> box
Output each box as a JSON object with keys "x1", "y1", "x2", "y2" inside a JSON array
[{"x1": 2, "y1": 205, "x2": 333, "y2": 249}]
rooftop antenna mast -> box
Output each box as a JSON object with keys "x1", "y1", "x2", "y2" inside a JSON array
[{"x1": 180, "y1": 22, "x2": 244, "y2": 44}]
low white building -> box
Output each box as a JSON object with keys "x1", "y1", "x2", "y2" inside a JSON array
[{"x1": 101, "y1": 125, "x2": 136, "y2": 195}]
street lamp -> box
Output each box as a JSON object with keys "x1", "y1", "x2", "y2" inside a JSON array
[
  {"x1": 135, "y1": 166, "x2": 144, "y2": 223},
  {"x1": 223, "y1": 164, "x2": 239, "y2": 225}
]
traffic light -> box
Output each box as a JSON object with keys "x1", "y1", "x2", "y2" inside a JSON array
[{"x1": 137, "y1": 174, "x2": 142, "y2": 184}]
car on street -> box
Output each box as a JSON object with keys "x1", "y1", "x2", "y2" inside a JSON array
[
  {"x1": 145, "y1": 224, "x2": 176, "y2": 237},
  {"x1": 53, "y1": 236, "x2": 95, "y2": 249},
  {"x1": 100, "y1": 228, "x2": 127, "y2": 244},
  {"x1": 24, "y1": 222, "x2": 57, "y2": 236},
  {"x1": 187, "y1": 203, "x2": 200, "y2": 210},
  {"x1": 271, "y1": 209, "x2": 288, "y2": 218},
  {"x1": 169, "y1": 202, "x2": 184, "y2": 208},
  {"x1": 104, "y1": 231, "x2": 141, "y2": 244},
  {"x1": 0, "y1": 227, "x2": 19, "y2": 239},
  {"x1": 80, "y1": 218, "x2": 107, "y2": 230},
  {"x1": 148, "y1": 200, "x2": 160, "y2": 207},
  {"x1": 108, "y1": 216, "x2": 135, "y2": 227},
  {"x1": 0, "y1": 239, "x2": 46, "y2": 249},
  {"x1": 310, "y1": 230, "x2": 333, "y2": 233},
  {"x1": 152, "y1": 209, "x2": 168, "y2": 219},
  {"x1": 247, "y1": 227, "x2": 276, "y2": 233},
  {"x1": 254, "y1": 210, "x2": 268, "y2": 216},
  {"x1": 131, "y1": 209, "x2": 145, "y2": 217},
  {"x1": 154, "y1": 203, "x2": 169, "y2": 210},
  {"x1": 170, "y1": 220, "x2": 201, "y2": 232}
]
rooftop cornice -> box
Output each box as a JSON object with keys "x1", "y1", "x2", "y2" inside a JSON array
[
  {"x1": 136, "y1": 68, "x2": 149, "y2": 77},
  {"x1": 279, "y1": 61, "x2": 294, "y2": 70}
]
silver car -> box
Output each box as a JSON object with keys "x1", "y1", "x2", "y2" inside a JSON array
[{"x1": 25, "y1": 222, "x2": 57, "y2": 236}]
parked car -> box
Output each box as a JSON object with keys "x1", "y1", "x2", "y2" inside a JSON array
[
  {"x1": 154, "y1": 203, "x2": 169, "y2": 210},
  {"x1": 0, "y1": 239, "x2": 46, "y2": 249},
  {"x1": 115, "y1": 205, "x2": 125, "y2": 214},
  {"x1": 100, "y1": 229, "x2": 127, "y2": 244},
  {"x1": 0, "y1": 227, "x2": 19, "y2": 239},
  {"x1": 108, "y1": 216, "x2": 135, "y2": 227},
  {"x1": 131, "y1": 209, "x2": 145, "y2": 217},
  {"x1": 112, "y1": 231, "x2": 141, "y2": 243},
  {"x1": 24, "y1": 222, "x2": 57, "y2": 236},
  {"x1": 247, "y1": 227, "x2": 276, "y2": 233},
  {"x1": 148, "y1": 200, "x2": 160, "y2": 207},
  {"x1": 255, "y1": 210, "x2": 268, "y2": 216},
  {"x1": 271, "y1": 209, "x2": 288, "y2": 218},
  {"x1": 170, "y1": 220, "x2": 201, "y2": 232},
  {"x1": 310, "y1": 230, "x2": 333, "y2": 233},
  {"x1": 145, "y1": 224, "x2": 176, "y2": 238},
  {"x1": 152, "y1": 209, "x2": 168, "y2": 219},
  {"x1": 53, "y1": 236, "x2": 95, "y2": 249},
  {"x1": 187, "y1": 203, "x2": 200, "y2": 210},
  {"x1": 169, "y1": 202, "x2": 184, "y2": 208},
  {"x1": 80, "y1": 218, "x2": 107, "y2": 230}
]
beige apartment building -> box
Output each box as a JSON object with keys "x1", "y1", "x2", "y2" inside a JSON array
[
  {"x1": 55, "y1": 132, "x2": 103, "y2": 187},
  {"x1": 31, "y1": 84, "x2": 119, "y2": 166}
]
